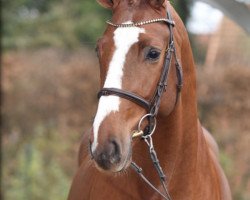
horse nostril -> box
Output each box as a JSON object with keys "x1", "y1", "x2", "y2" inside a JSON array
[
  {"x1": 109, "y1": 140, "x2": 120, "y2": 164},
  {"x1": 101, "y1": 152, "x2": 107, "y2": 160},
  {"x1": 95, "y1": 140, "x2": 121, "y2": 170}
]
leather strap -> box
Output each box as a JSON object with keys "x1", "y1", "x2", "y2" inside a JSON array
[
  {"x1": 131, "y1": 162, "x2": 171, "y2": 200},
  {"x1": 149, "y1": 41, "x2": 174, "y2": 116},
  {"x1": 98, "y1": 88, "x2": 151, "y2": 110}
]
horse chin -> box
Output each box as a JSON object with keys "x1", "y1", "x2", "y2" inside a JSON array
[
  {"x1": 115, "y1": 142, "x2": 133, "y2": 173},
  {"x1": 116, "y1": 155, "x2": 132, "y2": 173}
]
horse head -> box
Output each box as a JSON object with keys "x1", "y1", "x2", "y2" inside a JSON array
[{"x1": 89, "y1": 0, "x2": 182, "y2": 173}]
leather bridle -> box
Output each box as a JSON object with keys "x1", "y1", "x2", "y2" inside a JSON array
[
  {"x1": 97, "y1": 9, "x2": 183, "y2": 200},
  {"x1": 98, "y1": 9, "x2": 183, "y2": 137}
]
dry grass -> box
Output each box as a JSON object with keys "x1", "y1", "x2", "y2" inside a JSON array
[{"x1": 197, "y1": 65, "x2": 250, "y2": 199}]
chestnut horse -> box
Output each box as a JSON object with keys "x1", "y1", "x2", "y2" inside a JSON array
[{"x1": 68, "y1": 0, "x2": 231, "y2": 199}]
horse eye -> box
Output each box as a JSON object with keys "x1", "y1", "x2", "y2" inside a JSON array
[{"x1": 145, "y1": 48, "x2": 161, "y2": 61}]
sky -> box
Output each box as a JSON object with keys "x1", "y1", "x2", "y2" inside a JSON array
[{"x1": 187, "y1": 2, "x2": 224, "y2": 34}]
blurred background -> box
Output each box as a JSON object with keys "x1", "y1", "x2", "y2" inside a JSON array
[{"x1": 1, "y1": 0, "x2": 250, "y2": 200}]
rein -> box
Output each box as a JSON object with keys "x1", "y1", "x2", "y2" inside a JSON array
[{"x1": 98, "y1": 9, "x2": 183, "y2": 200}]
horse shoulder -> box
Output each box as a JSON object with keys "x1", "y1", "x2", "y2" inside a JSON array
[
  {"x1": 201, "y1": 125, "x2": 232, "y2": 200},
  {"x1": 202, "y1": 126, "x2": 219, "y2": 158}
]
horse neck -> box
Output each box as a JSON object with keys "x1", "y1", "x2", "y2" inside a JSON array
[{"x1": 136, "y1": 30, "x2": 212, "y2": 189}]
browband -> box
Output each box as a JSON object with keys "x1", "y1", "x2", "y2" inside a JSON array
[{"x1": 106, "y1": 18, "x2": 175, "y2": 28}]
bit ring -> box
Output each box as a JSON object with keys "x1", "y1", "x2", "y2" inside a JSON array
[{"x1": 138, "y1": 114, "x2": 157, "y2": 137}]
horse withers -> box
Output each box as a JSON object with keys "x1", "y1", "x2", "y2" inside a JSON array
[{"x1": 68, "y1": 0, "x2": 231, "y2": 199}]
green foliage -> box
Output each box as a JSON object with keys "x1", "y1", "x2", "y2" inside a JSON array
[
  {"x1": 171, "y1": 0, "x2": 192, "y2": 25},
  {"x1": 3, "y1": 0, "x2": 111, "y2": 49},
  {"x1": 3, "y1": 127, "x2": 71, "y2": 200},
  {"x1": 3, "y1": 0, "x2": 192, "y2": 50}
]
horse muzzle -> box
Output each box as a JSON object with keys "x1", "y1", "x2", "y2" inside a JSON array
[{"x1": 90, "y1": 137, "x2": 132, "y2": 172}]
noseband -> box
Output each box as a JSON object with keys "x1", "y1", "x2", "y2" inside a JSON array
[{"x1": 97, "y1": 9, "x2": 183, "y2": 200}]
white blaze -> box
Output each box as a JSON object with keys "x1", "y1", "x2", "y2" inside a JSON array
[{"x1": 92, "y1": 24, "x2": 145, "y2": 152}]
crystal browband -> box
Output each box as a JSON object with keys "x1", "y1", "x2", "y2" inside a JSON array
[{"x1": 106, "y1": 18, "x2": 175, "y2": 28}]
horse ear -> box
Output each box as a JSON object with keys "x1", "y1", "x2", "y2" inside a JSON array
[
  {"x1": 148, "y1": 0, "x2": 165, "y2": 9},
  {"x1": 97, "y1": 0, "x2": 114, "y2": 9}
]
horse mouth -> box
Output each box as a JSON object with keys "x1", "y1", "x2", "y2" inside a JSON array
[
  {"x1": 108, "y1": 143, "x2": 133, "y2": 173},
  {"x1": 116, "y1": 145, "x2": 133, "y2": 172}
]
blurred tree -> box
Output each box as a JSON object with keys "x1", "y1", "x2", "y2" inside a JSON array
[
  {"x1": 3, "y1": 0, "x2": 191, "y2": 50},
  {"x1": 172, "y1": 0, "x2": 192, "y2": 25},
  {"x1": 2, "y1": 49, "x2": 99, "y2": 200},
  {"x1": 2, "y1": 0, "x2": 111, "y2": 49}
]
